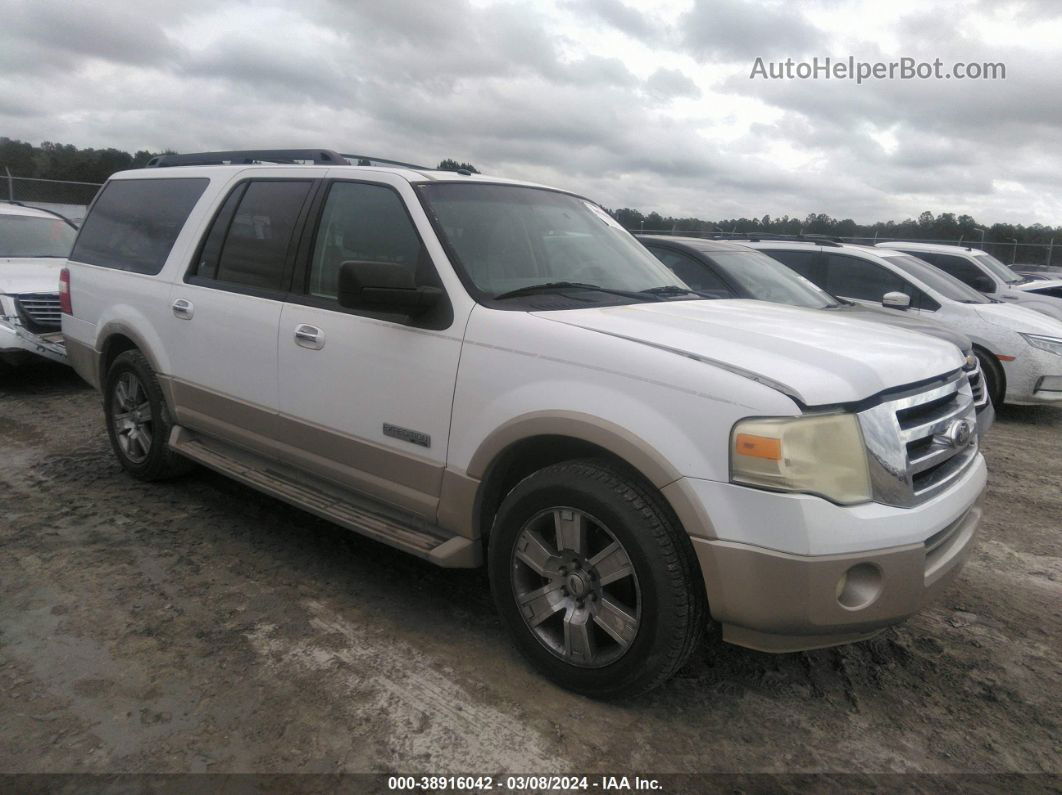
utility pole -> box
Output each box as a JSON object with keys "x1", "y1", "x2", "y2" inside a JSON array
[
  {"x1": 3, "y1": 166, "x2": 12, "y2": 202},
  {"x1": 1010, "y1": 238, "x2": 1018, "y2": 264},
  {"x1": 1048, "y1": 238, "x2": 1055, "y2": 268}
]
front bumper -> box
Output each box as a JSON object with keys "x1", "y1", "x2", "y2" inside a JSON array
[
  {"x1": 670, "y1": 454, "x2": 986, "y2": 653},
  {"x1": 692, "y1": 500, "x2": 981, "y2": 652},
  {"x1": 0, "y1": 322, "x2": 67, "y2": 366},
  {"x1": 1002, "y1": 347, "x2": 1062, "y2": 406}
]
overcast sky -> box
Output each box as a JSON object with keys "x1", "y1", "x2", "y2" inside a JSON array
[{"x1": 1, "y1": 0, "x2": 1060, "y2": 225}]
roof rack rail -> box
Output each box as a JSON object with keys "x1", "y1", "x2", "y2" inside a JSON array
[
  {"x1": 145, "y1": 149, "x2": 351, "y2": 168},
  {"x1": 340, "y1": 153, "x2": 433, "y2": 170},
  {"x1": 0, "y1": 199, "x2": 78, "y2": 229},
  {"x1": 736, "y1": 233, "x2": 844, "y2": 247}
]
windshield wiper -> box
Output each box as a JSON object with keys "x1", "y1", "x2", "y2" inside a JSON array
[
  {"x1": 639, "y1": 285, "x2": 717, "y2": 299},
  {"x1": 493, "y1": 282, "x2": 664, "y2": 301}
]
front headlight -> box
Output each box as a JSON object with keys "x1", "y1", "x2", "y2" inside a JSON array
[
  {"x1": 730, "y1": 413, "x2": 872, "y2": 505},
  {"x1": 1020, "y1": 333, "x2": 1062, "y2": 357}
]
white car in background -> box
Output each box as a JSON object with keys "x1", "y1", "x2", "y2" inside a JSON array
[
  {"x1": 745, "y1": 239, "x2": 1062, "y2": 407},
  {"x1": 0, "y1": 202, "x2": 76, "y2": 368},
  {"x1": 877, "y1": 241, "x2": 1062, "y2": 322}
]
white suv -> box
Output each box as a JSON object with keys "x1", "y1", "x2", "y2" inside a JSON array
[
  {"x1": 0, "y1": 202, "x2": 76, "y2": 367},
  {"x1": 62, "y1": 150, "x2": 986, "y2": 697},
  {"x1": 746, "y1": 239, "x2": 1062, "y2": 407},
  {"x1": 877, "y1": 241, "x2": 1062, "y2": 322}
]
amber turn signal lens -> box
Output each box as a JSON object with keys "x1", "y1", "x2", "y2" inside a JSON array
[{"x1": 734, "y1": 433, "x2": 782, "y2": 461}]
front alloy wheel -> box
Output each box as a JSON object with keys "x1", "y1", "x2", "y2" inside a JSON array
[
  {"x1": 512, "y1": 507, "x2": 640, "y2": 668},
  {"x1": 489, "y1": 459, "x2": 707, "y2": 699}
]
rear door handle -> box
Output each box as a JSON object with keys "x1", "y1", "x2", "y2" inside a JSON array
[
  {"x1": 172, "y1": 298, "x2": 194, "y2": 319},
  {"x1": 294, "y1": 324, "x2": 325, "y2": 350}
]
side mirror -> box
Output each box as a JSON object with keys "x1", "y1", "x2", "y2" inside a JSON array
[
  {"x1": 882, "y1": 291, "x2": 911, "y2": 310},
  {"x1": 971, "y1": 274, "x2": 995, "y2": 293},
  {"x1": 337, "y1": 260, "x2": 441, "y2": 315}
]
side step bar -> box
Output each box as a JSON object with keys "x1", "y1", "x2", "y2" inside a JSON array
[{"x1": 169, "y1": 427, "x2": 480, "y2": 568}]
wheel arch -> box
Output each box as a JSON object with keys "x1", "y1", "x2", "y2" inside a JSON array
[
  {"x1": 972, "y1": 343, "x2": 1007, "y2": 404},
  {"x1": 97, "y1": 323, "x2": 176, "y2": 412},
  {"x1": 453, "y1": 412, "x2": 713, "y2": 545}
]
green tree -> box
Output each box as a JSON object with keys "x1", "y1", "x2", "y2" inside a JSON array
[{"x1": 437, "y1": 158, "x2": 479, "y2": 173}]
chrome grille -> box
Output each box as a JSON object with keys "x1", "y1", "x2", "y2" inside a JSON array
[
  {"x1": 15, "y1": 293, "x2": 62, "y2": 333},
  {"x1": 858, "y1": 371, "x2": 979, "y2": 507},
  {"x1": 963, "y1": 355, "x2": 988, "y2": 408}
]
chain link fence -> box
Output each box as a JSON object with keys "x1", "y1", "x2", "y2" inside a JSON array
[{"x1": 2, "y1": 174, "x2": 102, "y2": 225}]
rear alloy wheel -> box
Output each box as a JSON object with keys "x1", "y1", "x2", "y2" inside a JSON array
[
  {"x1": 111, "y1": 371, "x2": 153, "y2": 464},
  {"x1": 103, "y1": 349, "x2": 192, "y2": 481},
  {"x1": 489, "y1": 459, "x2": 707, "y2": 699}
]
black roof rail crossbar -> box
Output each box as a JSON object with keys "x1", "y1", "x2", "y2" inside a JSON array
[
  {"x1": 0, "y1": 199, "x2": 79, "y2": 229},
  {"x1": 731, "y1": 232, "x2": 844, "y2": 246},
  {"x1": 340, "y1": 153, "x2": 433, "y2": 170},
  {"x1": 145, "y1": 149, "x2": 351, "y2": 168}
]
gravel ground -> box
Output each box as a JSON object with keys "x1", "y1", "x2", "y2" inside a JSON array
[{"x1": 1, "y1": 361, "x2": 1059, "y2": 779}]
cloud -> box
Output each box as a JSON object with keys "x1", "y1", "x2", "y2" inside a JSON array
[
  {"x1": 565, "y1": 0, "x2": 663, "y2": 42},
  {"x1": 681, "y1": 0, "x2": 821, "y2": 61},
  {"x1": 644, "y1": 68, "x2": 701, "y2": 101},
  {"x1": 1, "y1": 0, "x2": 1061, "y2": 225}
]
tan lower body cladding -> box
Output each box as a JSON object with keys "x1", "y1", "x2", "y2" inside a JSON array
[{"x1": 163, "y1": 378, "x2": 480, "y2": 531}]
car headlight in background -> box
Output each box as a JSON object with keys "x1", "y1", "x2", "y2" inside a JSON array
[
  {"x1": 731, "y1": 413, "x2": 872, "y2": 505},
  {"x1": 1020, "y1": 333, "x2": 1062, "y2": 357}
]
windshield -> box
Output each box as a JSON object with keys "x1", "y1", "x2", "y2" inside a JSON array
[
  {"x1": 704, "y1": 249, "x2": 838, "y2": 309},
  {"x1": 0, "y1": 216, "x2": 77, "y2": 258},
  {"x1": 886, "y1": 254, "x2": 991, "y2": 303},
  {"x1": 971, "y1": 252, "x2": 1024, "y2": 284},
  {"x1": 417, "y1": 184, "x2": 686, "y2": 300}
]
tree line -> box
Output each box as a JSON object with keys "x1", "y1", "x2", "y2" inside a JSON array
[{"x1": 2, "y1": 137, "x2": 1057, "y2": 264}]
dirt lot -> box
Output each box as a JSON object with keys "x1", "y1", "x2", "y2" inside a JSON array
[{"x1": 1, "y1": 361, "x2": 1059, "y2": 779}]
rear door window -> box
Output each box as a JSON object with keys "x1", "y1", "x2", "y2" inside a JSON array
[
  {"x1": 72, "y1": 178, "x2": 208, "y2": 274},
  {"x1": 192, "y1": 180, "x2": 313, "y2": 293}
]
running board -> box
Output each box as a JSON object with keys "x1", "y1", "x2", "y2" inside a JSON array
[{"x1": 169, "y1": 426, "x2": 480, "y2": 568}]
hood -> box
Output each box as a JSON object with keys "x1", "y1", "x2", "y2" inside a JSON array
[
  {"x1": 0, "y1": 258, "x2": 64, "y2": 295},
  {"x1": 837, "y1": 303, "x2": 972, "y2": 353},
  {"x1": 997, "y1": 287, "x2": 1062, "y2": 322},
  {"x1": 534, "y1": 299, "x2": 964, "y2": 407},
  {"x1": 1014, "y1": 277, "x2": 1062, "y2": 293},
  {"x1": 975, "y1": 301, "x2": 1062, "y2": 336}
]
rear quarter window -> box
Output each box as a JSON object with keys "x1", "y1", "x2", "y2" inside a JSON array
[{"x1": 71, "y1": 178, "x2": 209, "y2": 275}]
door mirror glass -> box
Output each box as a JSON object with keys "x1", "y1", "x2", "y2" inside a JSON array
[
  {"x1": 882, "y1": 291, "x2": 911, "y2": 310},
  {"x1": 337, "y1": 260, "x2": 441, "y2": 315}
]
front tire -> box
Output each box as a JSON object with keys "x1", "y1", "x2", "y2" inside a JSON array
[
  {"x1": 488, "y1": 459, "x2": 707, "y2": 699},
  {"x1": 975, "y1": 349, "x2": 1005, "y2": 407},
  {"x1": 103, "y1": 350, "x2": 192, "y2": 481}
]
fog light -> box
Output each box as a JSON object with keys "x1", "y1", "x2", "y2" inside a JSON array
[
  {"x1": 836, "y1": 563, "x2": 883, "y2": 610},
  {"x1": 1035, "y1": 376, "x2": 1062, "y2": 393}
]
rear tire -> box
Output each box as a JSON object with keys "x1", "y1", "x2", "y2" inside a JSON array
[
  {"x1": 103, "y1": 350, "x2": 192, "y2": 481},
  {"x1": 975, "y1": 349, "x2": 1005, "y2": 407},
  {"x1": 488, "y1": 458, "x2": 707, "y2": 699}
]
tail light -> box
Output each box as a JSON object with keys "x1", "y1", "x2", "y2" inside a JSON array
[{"x1": 59, "y1": 267, "x2": 72, "y2": 315}]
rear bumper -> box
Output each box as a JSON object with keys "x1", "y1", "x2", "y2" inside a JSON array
[{"x1": 692, "y1": 499, "x2": 982, "y2": 652}]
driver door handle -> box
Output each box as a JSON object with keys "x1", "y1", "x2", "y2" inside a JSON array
[{"x1": 294, "y1": 324, "x2": 325, "y2": 350}]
